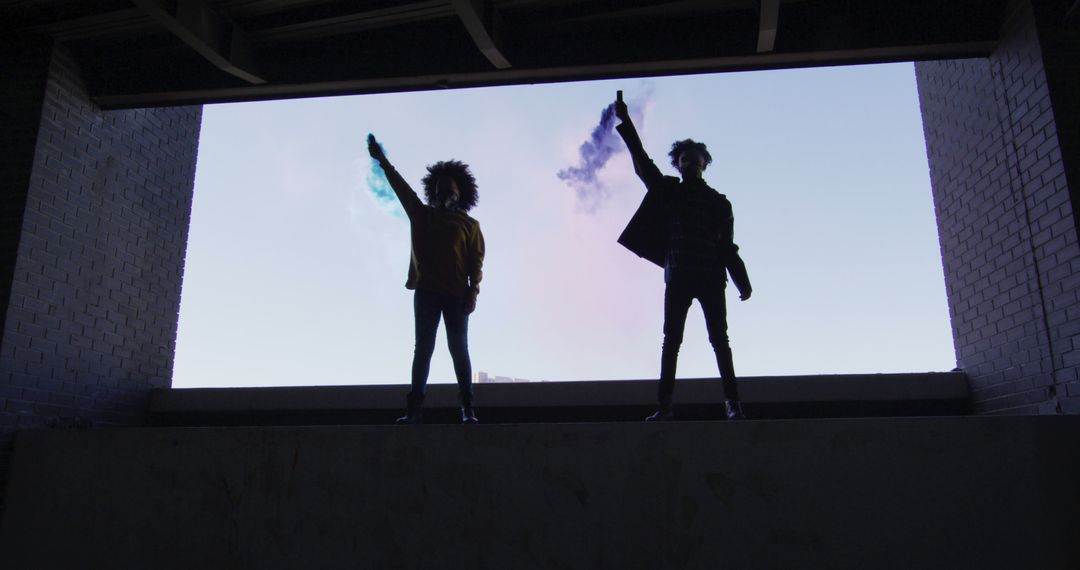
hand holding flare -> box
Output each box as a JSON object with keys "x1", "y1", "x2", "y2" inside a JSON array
[
  {"x1": 615, "y1": 90, "x2": 630, "y2": 123},
  {"x1": 367, "y1": 133, "x2": 388, "y2": 165}
]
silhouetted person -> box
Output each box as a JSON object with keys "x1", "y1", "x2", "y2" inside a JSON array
[
  {"x1": 613, "y1": 95, "x2": 752, "y2": 421},
  {"x1": 367, "y1": 135, "x2": 485, "y2": 424}
]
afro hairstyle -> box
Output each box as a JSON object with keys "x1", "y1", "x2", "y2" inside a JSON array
[
  {"x1": 668, "y1": 139, "x2": 713, "y2": 170},
  {"x1": 421, "y1": 159, "x2": 479, "y2": 211}
]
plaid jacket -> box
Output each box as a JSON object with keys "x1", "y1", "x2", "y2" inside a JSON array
[{"x1": 615, "y1": 121, "x2": 751, "y2": 293}]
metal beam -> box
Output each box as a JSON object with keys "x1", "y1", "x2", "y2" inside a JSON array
[
  {"x1": 93, "y1": 40, "x2": 997, "y2": 109},
  {"x1": 130, "y1": 0, "x2": 266, "y2": 84},
  {"x1": 30, "y1": 9, "x2": 153, "y2": 42},
  {"x1": 451, "y1": 0, "x2": 511, "y2": 69},
  {"x1": 251, "y1": 1, "x2": 449, "y2": 42},
  {"x1": 757, "y1": 0, "x2": 779, "y2": 53}
]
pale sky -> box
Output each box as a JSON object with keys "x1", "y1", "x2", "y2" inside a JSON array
[{"x1": 173, "y1": 62, "x2": 955, "y2": 388}]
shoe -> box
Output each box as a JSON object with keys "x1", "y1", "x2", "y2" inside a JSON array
[
  {"x1": 646, "y1": 409, "x2": 674, "y2": 421},
  {"x1": 459, "y1": 392, "x2": 479, "y2": 424},
  {"x1": 395, "y1": 393, "x2": 423, "y2": 424},
  {"x1": 646, "y1": 401, "x2": 674, "y2": 421},
  {"x1": 725, "y1": 399, "x2": 745, "y2": 420}
]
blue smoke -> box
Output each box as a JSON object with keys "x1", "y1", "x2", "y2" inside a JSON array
[{"x1": 367, "y1": 133, "x2": 404, "y2": 218}]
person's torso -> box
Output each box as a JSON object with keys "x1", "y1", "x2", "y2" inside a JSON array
[
  {"x1": 409, "y1": 206, "x2": 477, "y2": 295},
  {"x1": 662, "y1": 180, "x2": 727, "y2": 283}
]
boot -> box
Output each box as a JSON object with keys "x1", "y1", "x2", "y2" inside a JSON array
[
  {"x1": 646, "y1": 399, "x2": 674, "y2": 422},
  {"x1": 725, "y1": 399, "x2": 745, "y2": 420},
  {"x1": 395, "y1": 393, "x2": 423, "y2": 425},
  {"x1": 460, "y1": 393, "x2": 478, "y2": 424}
]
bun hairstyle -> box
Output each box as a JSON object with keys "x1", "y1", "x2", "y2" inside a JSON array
[{"x1": 422, "y1": 160, "x2": 478, "y2": 211}]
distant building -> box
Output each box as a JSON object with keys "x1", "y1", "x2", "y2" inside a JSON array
[{"x1": 475, "y1": 372, "x2": 546, "y2": 384}]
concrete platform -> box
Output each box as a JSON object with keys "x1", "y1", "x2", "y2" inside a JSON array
[
  {"x1": 149, "y1": 372, "x2": 971, "y2": 425},
  {"x1": 2, "y1": 415, "x2": 1077, "y2": 569}
]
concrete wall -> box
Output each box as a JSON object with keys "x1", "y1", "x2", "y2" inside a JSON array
[
  {"x1": 0, "y1": 43, "x2": 202, "y2": 509},
  {"x1": 915, "y1": 0, "x2": 1080, "y2": 414},
  {"x1": 148, "y1": 373, "x2": 971, "y2": 426},
  {"x1": 2, "y1": 417, "x2": 1078, "y2": 569}
]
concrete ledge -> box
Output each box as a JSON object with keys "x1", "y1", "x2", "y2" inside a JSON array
[
  {"x1": 2, "y1": 416, "x2": 1077, "y2": 569},
  {"x1": 150, "y1": 372, "x2": 970, "y2": 424}
]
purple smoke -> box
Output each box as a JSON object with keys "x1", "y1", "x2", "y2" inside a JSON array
[{"x1": 557, "y1": 102, "x2": 623, "y2": 211}]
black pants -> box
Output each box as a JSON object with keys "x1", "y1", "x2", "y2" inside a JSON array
[
  {"x1": 409, "y1": 289, "x2": 473, "y2": 402},
  {"x1": 659, "y1": 278, "x2": 740, "y2": 403}
]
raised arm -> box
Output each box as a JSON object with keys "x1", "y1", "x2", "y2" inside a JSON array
[
  {"x1": 613, "y1": 97, "x2": 664, "y2": 190},
  {"x1": 367, "y1": 135, "x2": 423, "y2": 217}
]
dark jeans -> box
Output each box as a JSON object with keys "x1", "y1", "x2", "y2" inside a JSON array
[
  {"x1": 410, "y1": 289, "x2": 473, "y2": 403},
  {"x1": 659, "y1": 278, "x2": 740, "y2": 404}
]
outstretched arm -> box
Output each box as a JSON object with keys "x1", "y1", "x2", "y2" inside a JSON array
[
  {"x1": 727, "y1": 251, "x2": 752, "y2": 301},
  {"x1": 613, "y1": 97, "x2": 664, "y2": 190},
  {"x1": 464, "y1": 224, "x2": 485, "y2": 314},
  {"x1": 719, "y1": 203, "x2": 752, "y2": 301},
  {"x1": 368, "y1": 135, "x2": 423, "y2": 217}
]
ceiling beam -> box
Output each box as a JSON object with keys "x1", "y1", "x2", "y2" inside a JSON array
[
  {"x1": 251, "y1": 1, "x2": 450, "y2": 42},
  {"x1": 93, "y1": 40, "x2": 997, "y2": 109},
  {"x1": 29, "y1": 9, "x2": 152, "y2": 42},
  {"x1": 451, "y1": 0, "x2": 512, "y2": 69},
  {"x1": 130, "y1": 0, "x2": 266, "y2": 84},
  {"x1": 757, "y1": 0, "x2": 779, "y2": 53}
]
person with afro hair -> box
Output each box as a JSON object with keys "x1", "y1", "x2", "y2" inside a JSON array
[
  {"x1": 368, "y1": 135, "x2": 485, "y2": 424},
  {"x1": 612, "y1": 94, "x2": 753, "y2": 421}
]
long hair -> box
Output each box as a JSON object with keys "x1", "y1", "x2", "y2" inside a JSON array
[
  {"x1": 421, "y1": 160, "x2": 478, "y2": 211},
  {"x1": 668, "y1": 139, "x2": 713, "y2": 170}
]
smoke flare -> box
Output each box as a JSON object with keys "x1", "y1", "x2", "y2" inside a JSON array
[
  {"x1": 557, "y1": 103, "x2": 622, "y2": 211},
  {"x1": 366, "y1": 133, "x2": 404, "y2": 218}
]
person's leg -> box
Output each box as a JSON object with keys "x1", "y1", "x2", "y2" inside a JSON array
[
  {"x1": 400, "y1": 289, "x2": 442, "y2": 423},
  {"x1": 653, "y1": 281, "x2": 693, "y2": 419},
  {"x1": 699, "y1": 284, "x2": 744, "y2": 419},
  {"x1": 442, "y1": 293, "x2": 476, "y2": 423}
]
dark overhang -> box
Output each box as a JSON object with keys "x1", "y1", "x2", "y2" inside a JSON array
[{"x1": 5, "y1": 0, "x2": 1005, "y2": 109}]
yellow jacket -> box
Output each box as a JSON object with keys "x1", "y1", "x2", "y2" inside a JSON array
[{"x1": 382, "y1": 164, "x2": 485, "y2": 297}]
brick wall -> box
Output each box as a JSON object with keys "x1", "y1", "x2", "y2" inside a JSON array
[
  {"x1": 1030, "y1": 0, "x2": 1080, "y2": 258},
  {"x1": 0, "y1": 44, "x2": 202, "y2": 507},
  {"x1": 916, "y1": 0, "x2": 1080, "y2": 414},
  {"x1": 0, "y1": 35, "x2": 53, "y2": 355}
]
